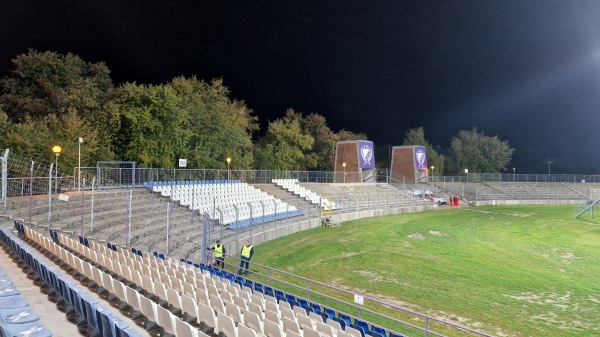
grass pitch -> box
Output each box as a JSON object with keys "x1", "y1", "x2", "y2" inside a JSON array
[{"x1": 245, "y1": 205, "x2": 600, "y2": 337}]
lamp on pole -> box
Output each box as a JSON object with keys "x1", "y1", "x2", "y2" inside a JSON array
[
  {"x1": 430, "y1": 165, "x2": 435, "y2": 183},
  {"x1": 513, "y1": 167, "x2": 516, "y2": 182},
  {"x1": 226, "y1": 157, "x2": 231, "y2": 180},
  {"x1": 342, "y1": 162, "x2": 346, "y2": 183},
  {"x1": 78, "y1": 137, "x2": 83, "y2": 191},
  {"x1": 52, "y1": 145, "x2": 62, "y2": 193},
  {"x1": 548, "y1": 161, "x2": 553, "y2": 175}
]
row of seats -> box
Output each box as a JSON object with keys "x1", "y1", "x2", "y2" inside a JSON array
[
  {"x1": 145, "y1": 180, "x2": 242, "y2": 188},
  {"x1": 273, "y1": 179, "x2": 340, "y2": 210},
  {"x1": 174, "y1": 257, "x2": 406, "y2": 337},
  {"x1": 0, "y1": 261, "x2": 50, "y2": 337},
  {"x1": 146, "y1": 181, "x2": 304, "y2": 227},
  {"x1": 72, "y1": 232, "x2": 406, "y2": 337},
  {"x1": 17, "y1": 223, "x2": 199, "y2": 337}
]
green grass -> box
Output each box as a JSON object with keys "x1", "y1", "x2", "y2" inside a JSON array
[{"x1": 242, "y1": 205, "x2": 600, "y2": 337}]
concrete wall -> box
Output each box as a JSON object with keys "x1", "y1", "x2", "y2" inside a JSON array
[
  {"x1": 226, "y1": 204, "x2": 432, "y2": 253},
  {"x1": 474, "y1": 199, "x2": 586, "y2": 206}
]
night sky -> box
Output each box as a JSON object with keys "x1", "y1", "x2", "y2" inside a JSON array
[{"x1": 2, "y1": 1, "x2": 600, "y2": 173}]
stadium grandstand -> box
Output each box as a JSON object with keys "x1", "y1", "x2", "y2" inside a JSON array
[{"x1": 2, "y1": 149, "x2": 599, "y2": 336}]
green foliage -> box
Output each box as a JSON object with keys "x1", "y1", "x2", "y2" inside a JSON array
[
  {"x1": 0, "y1": 49, "x2": 118, "y2": 161},
  {"x1": 450, "y1": 127, "x2": 514, "y2": 173},
  {"x1": 0, "y1": 109, "x2": 101, "y2": 167},
  {"x1": 115, "y1": 77, "x2": 258, "y2": 169},
  {"x1": 255, "y1": 109, "x2": 316, "y2": 170},
  {"x1": 0, "y1": 50, "x2": 367, "y2": 171},
  {"x1": 403, "y1": 127, "x2": 445, "y2": 174},
  {"x1": 169, "y1": 77, "x2": 257, "y2": 169},
  {"x1": 255, "y1": 110, "x2": 367, "y2": 171},
  {"x1": 115, "y1": 82, "x2": 190, "y2": 168}
]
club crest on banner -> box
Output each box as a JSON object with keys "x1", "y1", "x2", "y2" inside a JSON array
[
  {"x1": 361, "y1": 145, "x2": 372, "y2": 165},
  {"x1": 357, "y1": 141, "x2": 375, "y2": 169},
  {"x1": 414, "y1": 146, "x2": 428, "y2": 170}
]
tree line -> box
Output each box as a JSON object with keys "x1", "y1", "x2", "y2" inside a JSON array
[{"x1": 0, "y1": 50, "x2": 514, "y2": 174}]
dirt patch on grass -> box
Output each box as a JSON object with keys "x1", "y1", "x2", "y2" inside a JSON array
[
  {"x1": 408, "y1": 233, "x2": 426, "y2": 239},
  {"x1": 428, "y1": 230, "x2": 447, "y2": 236},
  {"x1": 507, "y1": 213, "x2": 533, "y2": 217},
  {"x1": 341, "y1": 251, "x2": 362, "y2": 258},
  {"x1": 503, "y1": 291, "x2": 572, "y2": 305},
  {"x1": 402, "y1": 241, "x2": 412, "y2": 248},
  {"x1": 354, "y1": 270, "x2": 411, "y2": 286}
]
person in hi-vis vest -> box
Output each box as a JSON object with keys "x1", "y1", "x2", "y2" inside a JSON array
[
  {"x1": 237, "y1": 240, "x2": 254, "y2": 275},
  {"x1": 210, "y1": 240, "x2": 226, "y2": 269}
]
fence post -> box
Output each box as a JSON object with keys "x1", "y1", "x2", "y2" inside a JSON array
[
  {"x1": 80, "y1": 178, "x2": 85, "y2": 237},
  {"x1": 90, "y1": 177, "x2": 96, "y2": 232},
  {"x1": 48, "y1": 163, "x2": 54, "y2": 221},
  {"x1": 28, "y1": 161, "x2": 34, "y2": 225},
  {"x1": 2, "y1": 149, "x2": 9, "y2": 208}
]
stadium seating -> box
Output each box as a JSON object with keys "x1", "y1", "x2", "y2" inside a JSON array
[
  {"x1": 273, "y1": 179, "x2": 341, "y2": 209},
  {"x1": 8, "y1": 217, "x2": 408, "y2": 337},
  {"x1": 145, "y1": 180, "x2": 305, "y2": 229}
]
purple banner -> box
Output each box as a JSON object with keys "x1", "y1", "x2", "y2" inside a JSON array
[
  {"x1": 358, "y1": 141, "x2": 375, "y2": 169},
  {"x1": 414, "y1": 146, "x2": 428, "y2": 170}
]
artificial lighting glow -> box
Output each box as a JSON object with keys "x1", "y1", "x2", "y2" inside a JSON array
[{"x1": 52, "y1": 145, "x2": 62, "y2": 154}]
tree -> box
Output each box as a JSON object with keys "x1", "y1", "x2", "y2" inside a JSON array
[
  {"x1": 403, "y1": 127, "x2": 445, "y2": 174},
  {"x1": 450, "y1": 128, "x2": 514, "y2": 173},
  {"x1": 115, "y1": 77, "x2": 258, "y2": 169},
  {"x1": 255, "y1": 109, "x2": 316, "y2": 170},
  {"x1": 114, "y1": 83, "x2": 189, "y2": 168},
  {"x1": 0, "y1": 109, "x2": 101, "y2": 169},
  {"x1": 169, "y1": 77, "x2": 257, "y2": 169},
  {"x1": 0, "y1": 50, "x2": 119, "y2": 160}
]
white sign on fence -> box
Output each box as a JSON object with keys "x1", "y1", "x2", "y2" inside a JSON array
[
  {"x1": 354, "y1": 294, "x2": 364, "y2": 305},
  {"x1": 58, "y1": 194, "x2": 69, "y2": 201},
  {"x1": 179, "y1": 159, "x2": 187, "y2": 168}
]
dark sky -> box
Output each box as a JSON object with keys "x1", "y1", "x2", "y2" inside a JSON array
[{"x1": 2, "y1": 1, "x2": 600, "y2": 173}]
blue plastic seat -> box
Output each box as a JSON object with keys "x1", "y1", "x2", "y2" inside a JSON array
[
  {"x1": 338, "y1": 313, "x2": 352, "y2": 328},
  {"x1": 333, "y1": 317, "x2": 346, "y2": 329},
  {"x1": 371, "y1": 326, "x2": 387, "y2": 337},
  {"x1": 285, "y1": 294, "x2": 296, "y2": 303},
  {"x1": 298, "y1": 298, "x2": 309, "y2": 309},
  {"x1": 324, "y1": 307, "x2": 336, "y2": 320},
  {"x1": 317, "y1": 312, "x2": 329, "y2": 322},
  {"x1": 350, "y1": 323, "x2": 366, "y2": 337},
  {"x1": 308, "y1": 302, "x2": 321, "y2": 313},
  {"x1": 389, "y1": 332, "x2": 406, "y2": 337},
  {"x1": 355, "y1": 319, "x2": 370, "y2": 335}
]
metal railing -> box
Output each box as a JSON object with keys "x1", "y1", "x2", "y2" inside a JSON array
[{"x1": 212, "y1": 256, "x2": 495, "y2": 337}]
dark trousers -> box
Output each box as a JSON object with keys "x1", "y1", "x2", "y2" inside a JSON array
[
  {"x1": 215, "y1": 257, "x2": 224, "y2": 268},
  {"x1": 238, "y1": 256, "x2": 250, "y2": 275}
]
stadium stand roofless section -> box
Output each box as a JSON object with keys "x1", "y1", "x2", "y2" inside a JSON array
[{"x1": 145, "y1": 180, "x2": 304, "y2": 230}]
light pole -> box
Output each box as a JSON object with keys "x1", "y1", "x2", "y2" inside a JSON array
[
  {"x1": 52, "y1": 145, "x2": 62, "y2": 193},
  {"x1": 226, "y1": 157, "x2": 231, "y2": 180},
  {"x1": 548, "y1": 161, "x2": 553, "y2": 175},
  {"x1": 342, "y1": 162, "x2": 346, "y2": 183},
  {"x1": 513, "y1": 167, "x2": 515, "y2": 182},
  {"x1": 78, "y1": 137, "x2": 83, "y2": 191},
  {"x1": 430, "y1": 165, "x2": 435, "y2": 183}
]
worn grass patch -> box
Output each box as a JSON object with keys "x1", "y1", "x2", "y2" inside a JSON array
[{"x1": 247, "y1": 205, "x2": 600, "y2": 337}]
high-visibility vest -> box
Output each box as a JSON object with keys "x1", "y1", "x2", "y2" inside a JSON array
[
  {"x1": 214, "y1": 245, "x2": 223, "y2": 258},
  {"x1": 241, "y1": 245, "x2": 253, "y2": 258}
]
